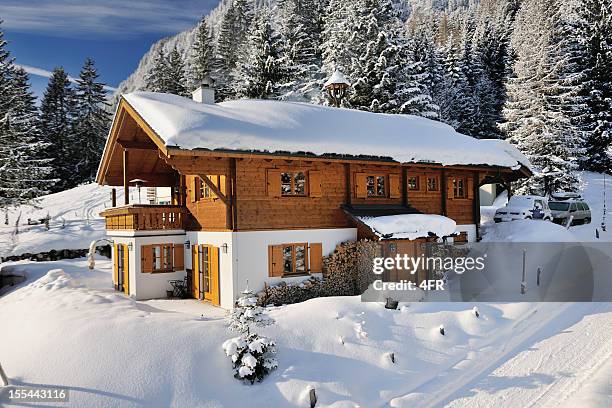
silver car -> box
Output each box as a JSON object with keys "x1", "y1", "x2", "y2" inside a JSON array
[{"x1": 549, "y1": 199, "x2": 591, "y2": 225}]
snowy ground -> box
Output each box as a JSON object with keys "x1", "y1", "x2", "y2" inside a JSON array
[{"x1": 0, "y1": 172, "x2": 611, "y2": 407}]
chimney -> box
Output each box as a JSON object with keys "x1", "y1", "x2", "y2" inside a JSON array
[{"x1": 192, "y1": 76, "x2": 215, "y2": 104}]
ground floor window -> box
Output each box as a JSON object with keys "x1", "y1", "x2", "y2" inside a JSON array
[
  {"x1": 282, "y1": 243, "x2": 307, "y2": 275},
  {"x1": 142, "y1": 243, "x2": 184, "y2": 273},
  {"x1": 269, "y1": 242, "x2": 323, "y2": 277}
]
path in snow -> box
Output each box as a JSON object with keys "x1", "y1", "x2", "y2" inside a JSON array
[{"x1": 390, "y1": 303, "x2": 612, "y2": 408}]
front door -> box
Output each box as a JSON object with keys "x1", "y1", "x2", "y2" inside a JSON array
[{"x1": 192, "y1": 244, "x2": 220, "y2": 305}]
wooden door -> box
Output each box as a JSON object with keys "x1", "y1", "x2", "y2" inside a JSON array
[
  {"x1": 200, "y1": 245, "x2": 220, "y2": 306},
  {"x1": 192, "y1": 245, "x2": 200, "y2": 299}
]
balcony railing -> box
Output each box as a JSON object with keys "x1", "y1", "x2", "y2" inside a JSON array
[{"x1": 100, "y1": 205, "x2": 188, "y2": 231}]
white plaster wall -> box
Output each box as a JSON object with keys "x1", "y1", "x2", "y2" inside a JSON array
[
  {"x1": 106, "y1": 232, "x2": 187, "y2": 300},
  {"x1": 233, "y1": 228, "x2": 357, "y2": 306}
]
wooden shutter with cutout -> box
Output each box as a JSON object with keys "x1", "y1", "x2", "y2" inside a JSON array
[
  {"x1": 309, "y1": 243, "x2": 323, "y2": 273},
  {"x1": 309, "y1": 170, "x2": 322, "y2": 197},
  {"x1": 389, "y1": 174, "x2": 401, "y2": 198},
  {"x1": 467, "y1": 177, "x2": 474, "y2": 200},
  {"x1": 447, "y1": 177, "x2": 455, "y2": 200},
  {"x1": 267, "y1": 169, "x2": 281, "y2": 198},
  {"x1": 355, "y1": 173, "x2": 367, "y2": 198},
  {"x1": 173, "y1": 244, "x2": 184, "y2": 270},
  {"x1": 141, "y1": 244, "x2": 153, "y2": 273},
  {"x1": 268, "y1": 245, "x2": 284, "y2": 277}
]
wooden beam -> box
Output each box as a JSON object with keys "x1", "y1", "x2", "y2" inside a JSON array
[
  {"x1": 197, "y1": 174, "x2": 229, "y2": 205},
  {"x1": 401, "y1": 166, "x2": 408, "y2": 207},
  {"x1": 123, "y1": 149, "x2": 129, "y2": 205},
  {"x1": 117, "y1": 140, "x2": 158, "y2": 150},
  {"x1": 229, "y1": 158, "x2": 237, "y2": 230},
  {"x1": 111, "y1": 188, "x2": 117, "y2": 207},
  {"x1": 344, "y1": 163, "x2": 351, "y2": 205}
]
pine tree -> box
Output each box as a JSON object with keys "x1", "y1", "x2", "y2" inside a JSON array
[
  {"x1": 214, "y1": 0, "x2": 253, "y2": 100},
  {"x1": 166, "y1": 47, "x2": 189, "y2": 96},
  {"x1": 502, "y1": 0, "x2": 578, "y2": 194},
  {"x1": 40, "y1": 67, "x2": 78, "y2": 192},
  {"x1": 233, "y1": 8, "x2": 284, "y2": 99},
  {"x1": 277, "y1": 0, "x2": 323, "y2": 101},
  {"x1": 577, "y1": 0, "x2": 612, "y2": 173},
  {"x1": 190, "y1": 16, "x2": 214, "y2": 88},
  {"x1": 320, "y1": 0, "x2": 356, "y2": 86},
  {"x1": 145, "y1": 47, "x2": 170, "y2": 92},
  {"x1": 0, "y1": 20, "x2": 14, "y2": 126},
  {"x1": 0, "y1": 68, "x2": 55, "y2": 207},
  {"x1": 73, "y1": 58, "x2": 111, "y2": 182}
]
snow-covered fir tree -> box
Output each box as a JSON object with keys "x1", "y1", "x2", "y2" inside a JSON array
[
  {"x1": 189, "y1": 16, "x2": 214, "y2": 89},
  {"x1": 0, "y1": 67, "x2": 55, "y2": 208},
  {"x1": 145, "y1": 47, "x2": 171, "y2": 93},
  {"x1": 577, "y1": 0, "x2": 612, "y2": 173},
  {"x1": 502, "y1": 0, "x2": 578, "y2": 194},
  {"x1": 232, "y1": 7, "x2": 284, "y2": 99},
  {"x1": 223, "y1": 284, "x2": 277, "y2": 384},
  {"x1": 166, "y1": 47, "x2": 189, "y2": 97},
  {"x1": 73, "y1": 58, "x2": 111, "y2": 181},
  {"x1": 40, "y1": 67, "x2": 79, "y2": 192}
]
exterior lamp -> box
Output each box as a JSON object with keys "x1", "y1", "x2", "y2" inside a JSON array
[
  {"x1": 221, "y1": 243, "x2": 228, "y2": 254},
  {"x1": 185, "y1": 240, "x2": 191, "y2": 249},
  {"x1": 323, "y1": 69, "x2": 350, "y2": 107},
  {"x1": 127, "y1": 242, "x2": 133, "y2": 251}
]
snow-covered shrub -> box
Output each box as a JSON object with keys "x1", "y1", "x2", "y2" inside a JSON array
[
  {"x1": 229, "y1": 285, "x2": 274, "y2": 334},
  {"x1": 222, "y1": 333, "x2": 278, "y2": 384},
  {"x1": 224, "y1": 284, "x2": 277, "y2": 383}
]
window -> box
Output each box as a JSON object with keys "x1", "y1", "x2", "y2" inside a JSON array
[
  {"x1": 282, "y1": 243, "x2": 307, "y2": 275},
  {"x1": 453, "y1": 178, "x2": 467, "y2": 198},
  {"x1": 145, "y1": 244, "x2": 176, "y2": 273},
  {"x1": 366, "y1": 175, "x2": 386, "y2": 197},
  {"x1": 281, "y1": 172, "x2": 307, "y2": 196},
  {"x1": 198, "y1": 175, "x2": 226, "y2": 199},
  {"x1": 408, "y1": 177, "x2": 420, "y2": 191},
  {"x1": 427, "y1": 177, "x2": 439, "y2": 191}
]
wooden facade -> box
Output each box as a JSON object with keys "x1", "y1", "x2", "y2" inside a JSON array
[{"x1": 97, "y1": 97, "x2": 529, "y2": 236}]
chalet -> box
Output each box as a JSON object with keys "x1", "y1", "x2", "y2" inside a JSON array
[{"x1": 96, "y1": 84, "x2": 531, "y2": 309}]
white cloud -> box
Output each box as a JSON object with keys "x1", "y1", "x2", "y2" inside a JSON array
[
  {"x1": 1, "y1": 0, "x2": 216, "y2": 37},
  {"x1": 16, "y1": 63, "x2": 118, "y2": 92}
]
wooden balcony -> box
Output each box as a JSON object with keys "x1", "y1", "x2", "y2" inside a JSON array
[{"x1": 100, "y1": 205, "x2": 188, "y2": 231}]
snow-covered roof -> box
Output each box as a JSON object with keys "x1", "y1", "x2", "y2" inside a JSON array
[
  {"x1": 323, "y1": 70, "x2": 351, "y2": 87},
  {"x1": 122, "y1": 92, "x2": 530, "y2": 169},
  {"x1": 358, "y1": 214, "x2": 457, "y2": 240}
]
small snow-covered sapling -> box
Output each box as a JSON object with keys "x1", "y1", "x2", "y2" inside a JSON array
[
  {"x1": 439, "y1": 324, "x2": 445, "y2": 336},
  {"x1": 473, "y1": 306, "x2": 480, "y2": 318}
]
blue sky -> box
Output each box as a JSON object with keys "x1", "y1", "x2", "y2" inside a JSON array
[{"x1": 2, "y1": 0, "x2": 220, "y2": 99}]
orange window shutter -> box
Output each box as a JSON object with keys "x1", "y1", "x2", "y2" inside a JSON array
[
  {"x1": 268, "y1": 245, "x2": 284, "y2": 277},
  {"x1": 309, "y1": 170, "x2": 322, "y2": 197},
  {"x1": 113, "y1": 243, "x2": 119, "y2": 285},
  {"x1": 447, "y1": 177, "x2": 455, "y2": 200},
  {"x1": 123, "y1": 244, "x2": 130, "y2": 294},
  {"x1": 309, "y1": 243, "x2": 323, "y2": 273},
  {"x1": 389, "y1": 174, "x2": 401, "y2": 198},
  {"x1": 467, "y1": 177, "x2": 474, "y2": 199},
  {"x1": 210, "y1": 246, "x2": 220, "y2": 306},
  {"x1": 173, "y1": 244, "x2": 184, "y2": 270},
  {"x1": 267, "y1": 169, "x2": 281, "y2": 198},
  {"x1": 189, "y1": 177, "x2": 196, "y2": 202},
  {"x1": 355, "y1": 173, "x2": 367, "y2": 198},
  {"x1": 141, "y1": 245, "x2": 153, "y2": 273}
]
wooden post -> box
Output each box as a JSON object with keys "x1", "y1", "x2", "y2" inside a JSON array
[
  {"x1": 401, "y1": 166, "x2": 408, "y2": 207},
  {"x1": 473, "y1": 171, "x2": 480, "y2": 240},
  {"x1": 123, "y1": 149, "x2": 129, "y2": 205},
  {"x1": 344, "y1": 163, "x2": 352, "y2": 205},
  {"x1": 111, "y1": 188, "x2": 117, "y2": 207},
  {"x1": 230, "y1": 158, "x2": 238, "y2": 230},
  {"x1": 441, "y1": 169, "x2": 447, "y2": 216}
]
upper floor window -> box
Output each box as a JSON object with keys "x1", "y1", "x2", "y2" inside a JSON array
[
  {"x1": 408, "y1": 177, "x2": 420, "y2": 191},
  {"x1": 198, "y1": 175, "x2": 226, "y2": 199},
  {"x1": 281, "y1": 172, "x2": 307, "y2": 196},
  {"x1": 427, "y1": 177, "x2": 439, "y2": 191},
  {"x1": 453, "y1": 178, "x2": 467, "y2": 198},
  {"x1": 367, "y1": 175, "x2": 386, "y2": 197}
]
